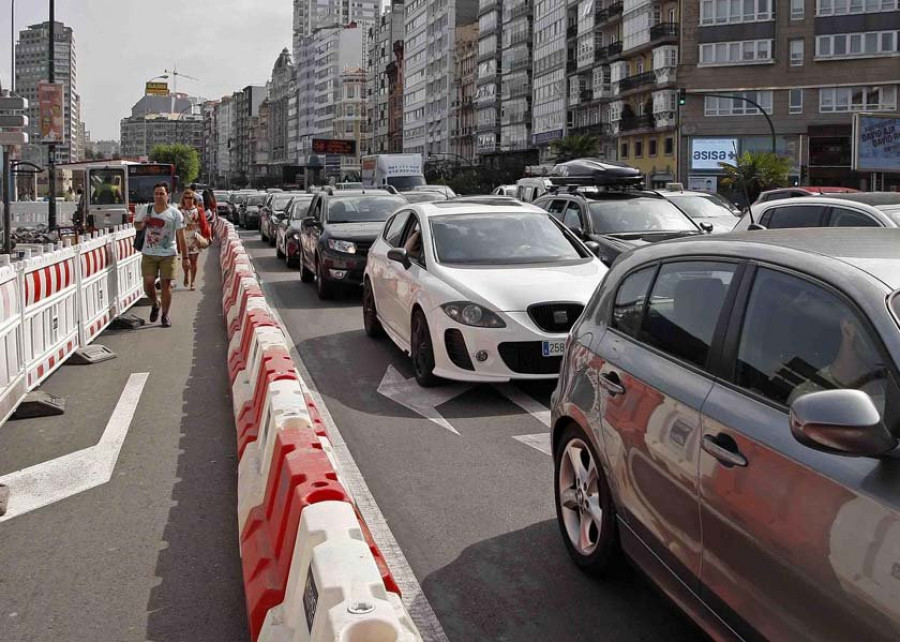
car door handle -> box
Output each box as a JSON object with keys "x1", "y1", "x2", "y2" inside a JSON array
[
  {"x1": 702, "y1": 434, "x2": 748, "y2": 468},
  {"x1": 598, "y1": 372, "x2": 625, "y2": 396}
]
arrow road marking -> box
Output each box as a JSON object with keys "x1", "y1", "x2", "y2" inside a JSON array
[
  {"x1": 377, "y1": 365, "x2": 472, "y2": 435},
  {"x1": 512, "y1": 433, "x2": 552, "y2": 456},
  {"x1": 0, "y1": 372, "x2": 149, "y2": 523}
]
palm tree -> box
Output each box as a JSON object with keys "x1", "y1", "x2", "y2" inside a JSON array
[
  {"x1": 719, "y1": 151, "x2": 791, "y2": 204},
  {"x1": 551, "y1": 135, "x2": 601, "y2": 162}
]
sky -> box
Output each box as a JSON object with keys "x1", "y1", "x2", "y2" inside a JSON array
[{"x1": 0, "y1": 0, "x2": 294, "y2": 140}]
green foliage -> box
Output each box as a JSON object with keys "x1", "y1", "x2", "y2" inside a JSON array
[
  {"x1": 149, "y1": 143, "x2": 200, "y2": 186},
  {"x1": 551, "y1": 135, "x2": 601, "y2": 162},
  {"x1": 718, "y1": 151, "x2": 791, "y2": 203}
]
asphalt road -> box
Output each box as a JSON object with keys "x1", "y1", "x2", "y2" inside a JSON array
[
  {"x1": 0, "y1": 254, "x2": 246, "y2": 642},
  {"x1": 241, "y1": 231, "x2": 705, "y2": 642}
]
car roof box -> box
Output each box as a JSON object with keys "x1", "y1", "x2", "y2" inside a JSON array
[{"x1": 549, "y1": 158, "x2": 643, "y2": 186}]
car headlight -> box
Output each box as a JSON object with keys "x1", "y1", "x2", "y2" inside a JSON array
[
  {"x1": 328, "y1": 239, "x2": 357, "y2": 254},
  {"x1": 290, "y1": 232, "x2": 300, "y2": 240},
  {"x1": 441, "y1": 302, "x2": 506, "y2": 328}
]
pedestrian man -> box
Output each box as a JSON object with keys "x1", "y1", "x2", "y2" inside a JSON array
[{"x1": 134, "y1": 182, "x2": 187, "y2": 327}]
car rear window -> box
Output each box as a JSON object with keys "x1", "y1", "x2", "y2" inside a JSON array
[
  {"x1": 877, "y1": 205, "x2": 900, "y2": 226},
  {"x1": 271, "y1": 195, "x2": 294, "y2": 210},
  {"x1": 248, "y1": 194, "x2": 266, "y2": 206},
  {"x1": 325, "y1": 196, "x2": 407, "y2": 223},
  {"x1": 430, "y1": 212, "x2": 586, "y2": 265},
  {"x1": 290, "y1": 198, "x2": 313, "y2": 219},
  {"x1": 667, "y1": 194, "x2": 734, "y2": 219},
  {"x1": 588, "y1": 197, "x2": 696, "y2": 234}
]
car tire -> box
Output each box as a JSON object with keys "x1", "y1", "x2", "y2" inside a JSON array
[
  {"x1": 268, "y1": 233, "x2": 276, "y2": 248},
  {"x1": 299, "y1": 254, "x2": 313, "y2": 279},
  {"x1": 554, "y1": 424, "x2": 620, "y2": 576},
  {"x1": 363, "y1": 279, "x2": 384, "y2": 338},
  {"x1": 410, "y1": 310, "x2": 438, "y2": 387},
  {"x1": 276, "y1": 242, "x2": 285, "y2": 260},
  {"x1": 315, "y1": 256, "x2": 334, "y2": 300}
]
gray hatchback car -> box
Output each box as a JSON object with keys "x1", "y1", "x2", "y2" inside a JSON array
[{"x1": 551, "y1": 229, "x2": 900, "y2": 641}]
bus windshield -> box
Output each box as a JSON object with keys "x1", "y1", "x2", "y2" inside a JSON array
[{"x1": 128, "y1": 164, "x2": 175, "y2": 203}]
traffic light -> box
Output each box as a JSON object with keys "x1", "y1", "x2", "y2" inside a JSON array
[{"x1": 678, "y1": 89, "x2": 687, "y2": 106}]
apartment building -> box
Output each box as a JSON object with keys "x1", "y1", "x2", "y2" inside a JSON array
[
  {"x1": 119, "y1": 92, "x2": 205, "y2": 158},
  {"x1": 607, "y1": 0, "x2": 679, "y2": 186},
  {"x1": 387, "y1": 40, "x2": 406, "y2": 152},
  {"x1": 531, "y1": 0, "x2": 569, "y2": 159},
  {"x1": 403, "y1": 0, "x2": 478, "y2": 157},
  {"x1": 268, "y1": 48, "x2": 296, "y2": 176},
  {"x1": 235, "y1": 85, "x2": 268, "y2": 183},
  {"x1": 335, "y1": 69, "x2": 369, "y2": 177},
  {"x1": 367, "y1": 2, "x2": 406, "y2": 154},
  {"x1": 475, "y1": 0, "x2": 502, "y2": 156},
  {"x1": 451, "y1": 24, "x2": 479, "y2": 164},
  {"x1": 214, "y1": 95, "x2": 237, "y2": 186},
  {"x1": 201, "y1": 100, "x2": 219, "y2": 183},
  {"x1": 15, "y1": 21, "x2": 81, "y2": 165},
  {"x1": 679, "y1": 0, "x2": 900, "y2": 194}
]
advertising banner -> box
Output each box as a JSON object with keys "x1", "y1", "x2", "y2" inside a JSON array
[
  {"x1": 145, "y1": 82, "x2": 169, "y2": 96},
  {"x1": 38, "y1": 82, "x2": 64, "y2": 144},
  {"x1": 691, "y1": 138, "x2": 738, "y2": 171},
  {"x1": 853, "y1": 113, "x2": 900, "y2": 173},
  {"x1": 688, "y1": 176, "x2": 718, "y2": 193}
]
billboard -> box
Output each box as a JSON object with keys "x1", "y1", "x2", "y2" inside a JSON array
[
  {"x1": 691, "y1": 138, "x2": 738, "y2": 170},
  {"x1": 145, "y1": 81, "x2": 170, "y2": 96},
  {"x1": 853, "y1": 113, "x2": 900, "y2": 173},
  {"x1": 38, "y1": 82, "x2": 64, "y2": 144},
  {"x1": 312, "y1": 139, "x2": 356, "y2": 155}
]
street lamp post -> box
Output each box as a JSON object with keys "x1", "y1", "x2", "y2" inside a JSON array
[
  {"x1": 47, "y1": 0, "x2": 56, "y2": 230},
  {"x1": 685, "y1": 91, "x2": 777, "y2": 155}
]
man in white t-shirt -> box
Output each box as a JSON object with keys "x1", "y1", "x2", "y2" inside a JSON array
[{"x1": 134, "y1": 183, "x2": 187, "y2": 327}]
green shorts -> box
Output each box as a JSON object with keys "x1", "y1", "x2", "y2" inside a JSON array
[{"x1": 141, "y1": 254, "x2": 177, "y2": 280}]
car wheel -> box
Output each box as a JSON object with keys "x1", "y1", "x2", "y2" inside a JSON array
[
  {"x1": 315, "y1": 256, "x2": 334, "y2": 300},
  {"x1": 554, "y1": 424, "x2": 620, "y2": 576},
  {"x1": 362, "y1": 279, "x2": 384, "y2": 338},
  {"x1": 410, "y1": 310, "x2": 438, "y2": 387},
  {"x1": 268, "y1": 232, "x2": 276, "y2": 247},
  {"x1": 299, "y1": 253, "x2": 313, "y2": 279},
  {"x1": 276, "y1": 241, "x2": 285, "y2": 260}
]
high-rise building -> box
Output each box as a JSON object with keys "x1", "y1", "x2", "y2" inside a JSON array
[
  {"x1": 236, "y1": 86, "x2": 268, "y2": 183},
  {"x1": 15, "y1": 21, "x2": 81, "y2": 165},
  {"x1": 214, "y1": 95, "x2": 237, "y2": 186},
  {"x1": 119, "y1": 92, "x2": 205, "y2": 159},
  {"x1": 366, "y1": 1, "x2": 406, "y2": 155},
  {"x1": 679, "y1": 0, "x2": 900, "y2": 194},
  {"x1": 335, "y1": 68, "x2": 368, "y2": 177},
  {"x1": 530, "y1": 0, "x2": 568, "y2": 159},
  {"x1": 268, "y1": 48, "x2": 297, "y2": 181},
  {"x1": 294, "y1": 0, "x2": 379, "y2": 42},
  {"x1": 609, "y1": 0, "x2": 679, "y2": 187},
  {"x1": 387, "y1": 40, "x2": 406, "y2": 153},
  {"x1": 403, "y1": 0, "x2": 478, "y2": 157},
  {"x1": 450, "y1": 24, "x2": 479, "y2": 165}
]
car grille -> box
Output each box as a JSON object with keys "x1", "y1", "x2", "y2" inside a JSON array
[
  {"x1": 498, "y1": 342, "x2": 563, "y2": 375},
  {"x1": 444, "y1": 329, "x2": 474, "y2": 371},
  {"x1": 528, "y1": 303, "x2": 585, "y2": 333}
]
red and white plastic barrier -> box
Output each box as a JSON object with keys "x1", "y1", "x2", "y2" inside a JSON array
[
  {"x1": 216, "y1": 220, "x2": 423, "y2": 642},
  {"x1": 0, "y1": 257, "x2": 26, "y2": 423},
  {"x1": 112, "y1": 225, "x2": 143, "y2": 313},
  {"x1": 17, "y1": 244, "x2": 79, "y2": 389},
  {"x1": 76, "y1": 232, "x2": 116, "y2": 348}
]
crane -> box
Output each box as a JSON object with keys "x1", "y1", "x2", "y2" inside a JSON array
[{"x1": 163, "y1": 66, "x2": 200, "y2": 94}]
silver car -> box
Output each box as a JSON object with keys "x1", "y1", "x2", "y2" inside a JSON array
[{"x1": 551, "y1": 228, "x2": 900, "y2": 641}]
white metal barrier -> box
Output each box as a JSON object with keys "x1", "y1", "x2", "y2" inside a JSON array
[
  {"x1": 0, "y1": 202, "x2": 79, "y2": 228},
  {"x1": 0, "y1": 258, "x2": 26, "y2": 423},
  {"x1": 111, "y1": 225, "x2": 143, "y2": 313},
  {"x1": 76, "y1": 232, "x2": 116, "y2": 348},
  {"x1": 17, "y1": 244, "x2": 79, "y2": 389}
]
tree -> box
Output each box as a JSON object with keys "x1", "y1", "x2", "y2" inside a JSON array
[
  {"x1": 149, "y1": 143, "x2": 200, "y2": 186},
  {"x1": 718, "y1": 151, "x2": 791, "y2": 204},
  {"x1": 551, "y1": 135, "x2": 601, "y2": 162}
]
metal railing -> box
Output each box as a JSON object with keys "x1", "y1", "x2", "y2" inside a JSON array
[
  {"x1": 650, "y1": 22, "x2": 679, "y2": 40},
  {"x1": 619, "y1": 114, "x2": 656, "y2": 131},
  {"x1": 618, "y1": 70, "x2": 656, "y2": 92},
  {"x1": 607, "y1": 41, "x2": 623, "y2": 57}
]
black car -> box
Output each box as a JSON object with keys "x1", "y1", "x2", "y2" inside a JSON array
[
  {"x1": 299, "y1": 189, "x2": 408, "y2": 299},
  {"x1": 260, "y1": 192, "x2": 300, "y2": 246},
  {"x1": 239, "y1": 193, "x2": 266, "y2": 229},
  {"x1": 534, "y1": 188, "x2": 708, "y2": 266}
]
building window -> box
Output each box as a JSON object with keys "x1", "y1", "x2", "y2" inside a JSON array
[
  {"x1": 791, "y1": 0, "x2": 805, "y2": 17},
  {"x1": 819, "y1": 85, "x2": 897, "y2": 112},
  {"x1": 700, "y1": 0, "x2": 773, "y2": 25},
  {"x1": 704, "y1": 91, "x2": 774, "y2": 116},
  {"x1": 635, "y1": 140, "x2": 644, "y2": 157},
  {"x1": 816, "y1": 0, "x2": 897, "y2": 15},
  {"x1": 649, "y1": 138, "x2": 658, "y2": 156},
  {"x1": 621, "y1": 141, "x2": 629, "y2": 158},
  {"x1": 699, "y1": 40, "x2": 773, "y2": 66},
  {"x1": 790, "y1": 39, "x2": 804, "y2": 65},
  {"x1": 815, "y1": 31, "x2": 898, "y2": 60},
  {"x1": 790, "y1": 88, "x2": 803, "y2": 114},
  {"x1": 664, "y1": 137, "x2": 674, "y2": 155}
]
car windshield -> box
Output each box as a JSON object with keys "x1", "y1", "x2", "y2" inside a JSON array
[
  {"x1": 588, "y1": 197, "x2": 697, "y2": 234},
  {"x1": 388, "y1": 175, "x2": 426, "y2": 190},
  {"x1": 290, "y1": 198, "x2": 313, "y2": 220},
  {"x1": 668, "y1": 194, "x2": 736, "y2": 219},
  {"x1": 271, "y1": 195, "x2": 294, "y2": 211},
  {"x1": 876, "y1": 205, "x2": 900, "y2": 225},
  {"x1": 326, "y1": 196, "x2": 407, "y2": 223},
  {"x1": 431, "y1": 212, "x2": 586, "y2": 265},
  {"x1": 404, "y1": 192, "x2": 445, "y2": 204},
  {"x1": 248, "y1": 194, "x2": 267, "y2": 206}
]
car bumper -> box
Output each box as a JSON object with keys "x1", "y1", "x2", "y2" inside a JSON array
[
  {"x1": 428, "y1": 310, "x2": 568, "y2": 382},
  {"x1": 286, "y1": 237, "x2": 301, "y2": 260},
  {"x1": 321, "y1": 250, "x2": 367, "y2": 286}
]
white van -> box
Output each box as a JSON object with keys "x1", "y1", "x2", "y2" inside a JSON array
[{"x1": 515, "y1": 177, "x2": 554, "y2": 203}]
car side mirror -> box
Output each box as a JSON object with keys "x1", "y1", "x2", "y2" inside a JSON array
[
  {"x1": 699, "y1": 222, "x2": 714, "y2": 233},
  {"x1": 789, "y1": 389, "x2": 898, "y2": 457},
  {"x1": 748, "y1": 223, "x2": 767, "y2": 231},
  {"x1": 387, "y1": 247, "x2": 411, "y2": 269},
  {"x1": 584, "y1": 240, "x2": 602, "y2": 256},
  {"x1": 301, "y1": 216, "x2": 317, "y2": 228}
]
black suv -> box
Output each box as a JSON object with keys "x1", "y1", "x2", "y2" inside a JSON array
[
  {"x1": 534, "y1": 188, "x2": 708, "y2": 266},
  {"x1": 299, "y1": 188, "x2": 408, "y2": 299}
]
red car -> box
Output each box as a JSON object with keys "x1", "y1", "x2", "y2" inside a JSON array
[{"x1": 755, "y1": 186, "x2": 858, "y2": 203}]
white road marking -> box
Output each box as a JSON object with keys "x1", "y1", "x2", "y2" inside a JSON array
[
  {"x1": 377, "y1": 365, "x2": 472, "y2": 435},
  {"x1": 512, "y1": 433, "x2": 553, "y2": 456},
  {"x1": 493, "y1": 383, "x2": 551, "y2": 428},
  {"x1": 0, "y1": 373, "x2": 149, "y2": 523}
]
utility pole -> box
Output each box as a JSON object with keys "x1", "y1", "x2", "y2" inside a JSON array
[{"x1": 47, "y1": 0, "x2": 57, "y2": 230}]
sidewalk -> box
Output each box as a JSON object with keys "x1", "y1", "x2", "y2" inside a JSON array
[{"x1": 0, "y1": 250, "x2": 247, "y2": 642}]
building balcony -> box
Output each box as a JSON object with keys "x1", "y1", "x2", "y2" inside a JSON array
[
  {"x1": 509, "y1": 30, "x2": 530, "y2": 46},
  {"x1": 478, "y1": 50, "x2": 499, "y2": 62},
  {"x1": 654, "y1": 67, "x2": 676, "y2": 85},
  {"x1": 503, "y1": 85, "x2": 531, "y2": 100},
  {"x1": 593, "y1": 86, "x2": 612, "y2": 100},
  {"x1": 619, "y1": 114, "x2": 656, "y2": 132},
  {"x1": 507, "y1": 1, "x2": 532, "y2": 21},
  {"x1": 618, "y1": 71, "x2": 656, "y2": 92},
  {"x1": 602, "y1": 2, "x2": 623, "y2": 21},
  {"x1": 654, "y1": 113, "x2": 676, "y2": 129},
  {"x1": 480, "y1": 23, "x2": 497, "y2": 37},
  {"x1": 607, "y1": 41, "x2": 623, "y2": 58},
  {"x1": 477, "y1": 120, "x2": 500, "y2": 132},
  {"x1": 477, "y1": 139, "x2": 498, "y2": 152},
  {"x1": 506, "y1": 58, "x2": 531, "y2": 73},
  {"x1": 649, "y1": 22, "x2": 678, "y2": 42},
  {"x1": 501, "y1": 111, "x2": 530, "y2": 126}
]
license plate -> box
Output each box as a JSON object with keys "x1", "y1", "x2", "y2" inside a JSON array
[{"x1": 542, "y1": 339, "x2": 567, "y2": 357}]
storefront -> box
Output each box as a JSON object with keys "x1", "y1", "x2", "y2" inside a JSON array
[{"x1": 808, "y1": 124, "x2": 900, "y2": 191}]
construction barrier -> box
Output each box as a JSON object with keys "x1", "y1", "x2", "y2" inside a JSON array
[
  {"x1": 234, "y1": 345, "x2": 299, "y2": 458},
  {"x1": 112, "y1": 225, "x2": 143, "y2": 313},
  {"x1": 76, "y1": 232, "x2": 116, "y2": 348},
  {"x1": 257, "y1": 501, "x2": 422, "y2": 642},
  {"x1": 0, "y1": 258, "x2": 26, "y2": 423},
  {"x1": 18, "y1": 244, "x2": 79, "y2": 389}
]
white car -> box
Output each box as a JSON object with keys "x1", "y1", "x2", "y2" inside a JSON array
[{"x1": 362, "y1": 202, "x2": 608, "y2": 386}]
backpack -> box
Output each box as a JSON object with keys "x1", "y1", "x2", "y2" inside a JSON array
[{"x1": 133, "y1": 204, "x2": 151, "y2": 251}]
